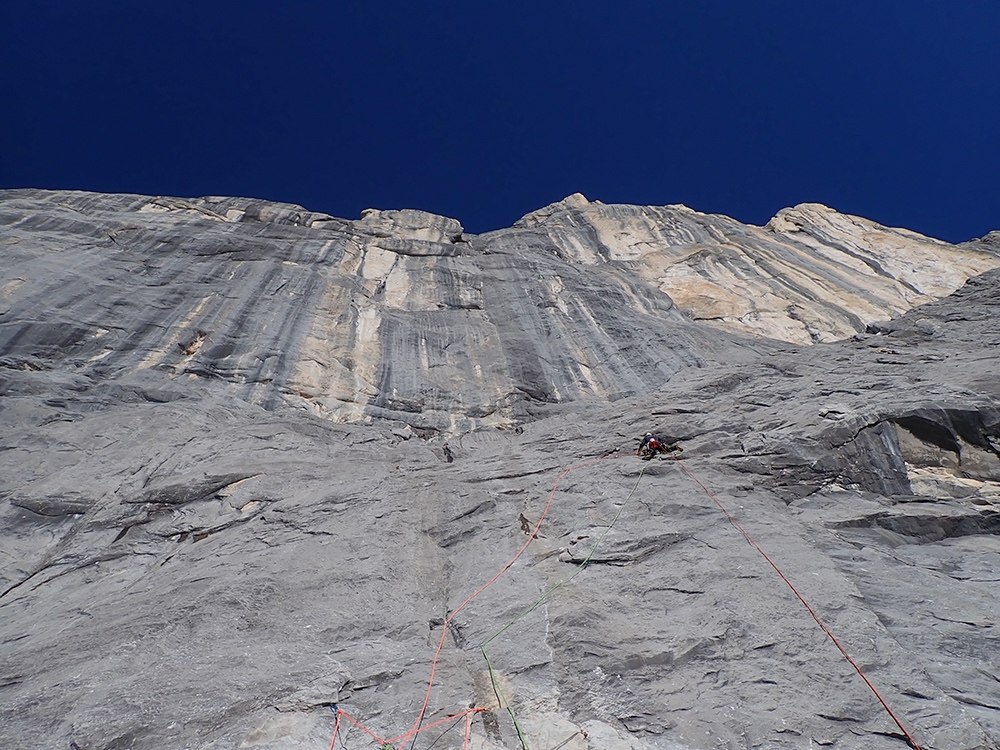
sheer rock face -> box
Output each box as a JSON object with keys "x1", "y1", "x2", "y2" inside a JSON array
[
  {"x1": 0, "y1": 191, "x2": 750, "y2": 432},
  {"x1": 1, "y1": 189, "x2": 997, "y2": 432},
  {"x1": 2, "y1": 190, "x2": 1000, "y2": 750},
  {"x1": 518, "y1": 194, "x2": 1000, "y2": 344}
]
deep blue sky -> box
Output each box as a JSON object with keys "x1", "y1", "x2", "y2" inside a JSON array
[{"x1": 2, "y1": 1, "x2": 998, "y2": 242}]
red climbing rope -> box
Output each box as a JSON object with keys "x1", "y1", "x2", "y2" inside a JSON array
[
  {"x1": 333, "y1": 708, "x2": 387, "y2": 746},
  {"x1": 463, "y1": 710, "x2": 473, "y2": 748},
  {"x1": 670, "y1": 455, "x2": 923, "y2": 750},
  {"x1": 387, "y1": 707, "x2": 486, "y2": 746},
  {"x1": 403, "y1": 454, "x2": 614, "y2": 741},
  {"x1": 330, "y1": 706, "x2": 486, "y2": 750},
  {"x1": 327, "y1": 447, "x2": 923, "y2": 750},
  {"x1": 327, "y1": 710, "x2": 341, "y2": 750},
  {"x1": 329, "y1": 453, "x2": 616, "y2": 750}
]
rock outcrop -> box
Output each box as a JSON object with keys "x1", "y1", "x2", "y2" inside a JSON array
[
  {"x1": 517, "y1": 194, "x2": 1000, "y2": 344},
  {"x1": 1, "y1": 189, "x2": 999, "y2": 750},
  {"x1": 2, "y1": 190, "x2": 997, "y2": 431}
]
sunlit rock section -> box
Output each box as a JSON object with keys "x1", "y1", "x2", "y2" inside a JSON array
[
  {"x1": 2, "y1": 189, "x2": 998, "y2": 432},
  {"x1": 516, "y1": 194, "x2": 1000, "y2": 344},
  {"x1": 280, "y1": 203, "x2": 751, "y2": 429},
  {"x1": 0, "y1": 190, "x2": 757, "y2": 431}
]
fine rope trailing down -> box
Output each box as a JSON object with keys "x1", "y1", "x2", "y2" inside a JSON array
[
  {"x1": 668, "y1": 454, "x2": 924, "y2": 750},
  {"x1": 328, "y1": 452, "x2": 625, "y2": 750},
  {"x1": 329, "y1": 448, "x2": 924, "y2": 750},
  {"x1": 479, "y1": 464, "x2": 650, "y2": 748}
]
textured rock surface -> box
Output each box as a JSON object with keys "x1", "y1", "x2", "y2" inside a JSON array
[
  {"x1": 1, "y1": 190, "x2": 999, "y2": 750},
  {"x1": 517, "y1": 194, "x2": 1000, "y2": 344},
  {"x1": 2, "y1": 190, "x2": 996, "y2": 431},
  {"x1": 0, "y1": 190, "x2": 762, "y2": 431}
]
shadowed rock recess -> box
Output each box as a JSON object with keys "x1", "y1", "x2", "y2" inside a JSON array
[{"x1": 2, "y1": 189, "x2": 999, "y2": 750}]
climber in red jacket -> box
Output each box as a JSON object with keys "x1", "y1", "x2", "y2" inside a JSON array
[{"x1": 637, "y1": 432, "x2": 682, "y2": 460}]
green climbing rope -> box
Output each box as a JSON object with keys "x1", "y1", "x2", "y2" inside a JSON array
[{"x1": 481, "y1": 646, "x2": 530, "y2": 750}]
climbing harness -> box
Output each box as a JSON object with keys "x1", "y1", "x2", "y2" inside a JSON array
[{"x1": 637, "y1": 436, "x2": 682, "y2": 461}]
